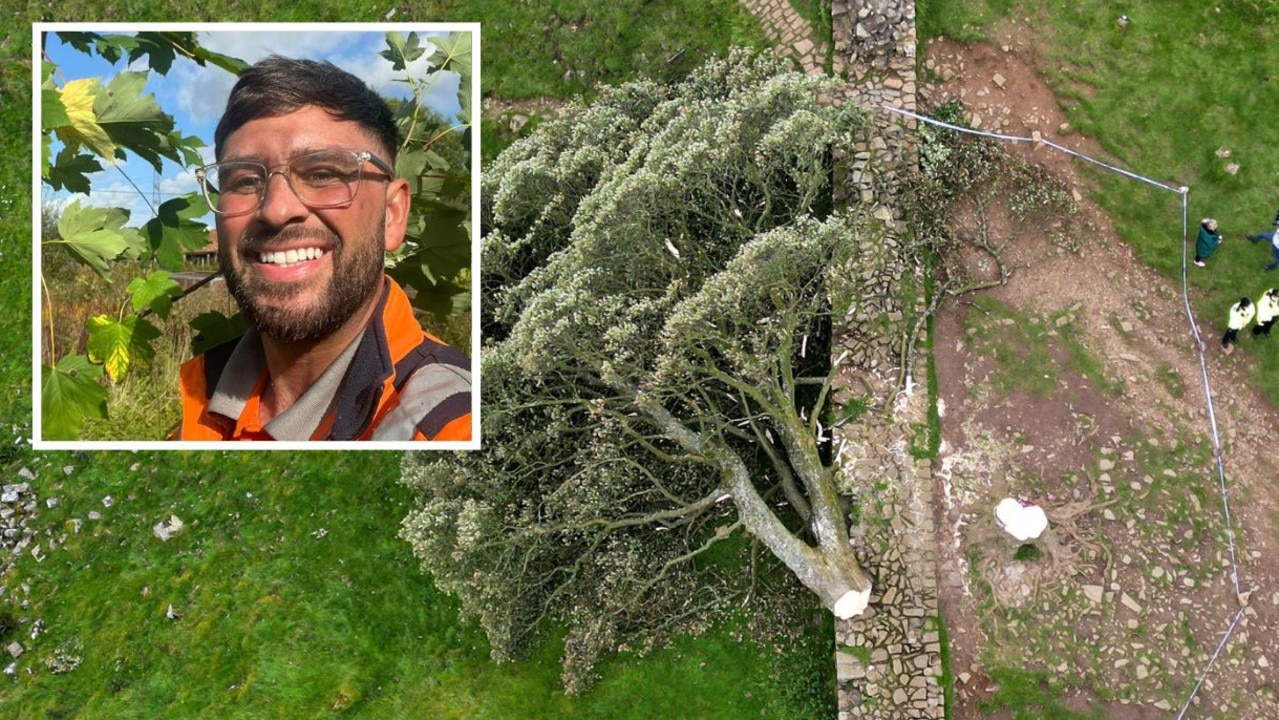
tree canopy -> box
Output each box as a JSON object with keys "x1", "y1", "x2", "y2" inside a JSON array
[{"x1": 401, "y1": 50, "x2": 901, "y2": 691}]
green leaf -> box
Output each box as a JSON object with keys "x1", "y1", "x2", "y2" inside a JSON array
[
  {"x1": 42, "y1": 87, "x2": 69, "y2": 129},
  {"x1": 46, "y1": 147, "x2": 103, "y2": 194},
  {"x1": 189, "y1": 312, "x2": 248, "y2": 357},
  {"x1": 381, "y1": 31, "x2": 425, "y2": 71},
  {"x1": 403, "y1": 208, "x2": 472, "y2": 285},
  {"x1": 41, "y1": 355, "x2": 108, "y2": 441},
  {"x1": 431, "y1": 32, "x2": 472, "y2": 121},
  {"x1": 144, "y1": 194, "x2": 213, "y2": 270},
  {"x1": 127, "y1": 270, "x2": 182, "y2": 319},
  {"x1": 183, "y1": 41, "x2": 250, "y2": 75},
  {"x1": 54, "y1": 200, "x2": 141, "y2": 278},
  {"x1": 124, "y1": 33, "x2": 177, "y2": 75},
  {"x1": 86, "y1": 314, "x2": 161, "y2": 382},
  {"x1": 94, "y1": 71, "x2": 178, "y2": 173},
  {"x1": 56, "y1": 31, "x2": 103, "y2": 57},
  {"x1": 431, "y1": 31, "x2": 472, "y2": 78}
]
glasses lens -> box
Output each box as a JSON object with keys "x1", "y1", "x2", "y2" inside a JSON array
[
  {"x1": 203, "y1": 162, "x2": 266, "y2": 215},
  {"x1": 289, "y1": 150, "x2": 361, "y2": 208}
]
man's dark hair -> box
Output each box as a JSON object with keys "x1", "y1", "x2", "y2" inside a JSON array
[{"x1": 214, "y1": 55, "x2": 399, "y2": 164}]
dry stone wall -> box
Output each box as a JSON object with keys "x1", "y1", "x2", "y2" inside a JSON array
[{"x1": 826, "y1": 2, "x2": 945, "y2": 719}]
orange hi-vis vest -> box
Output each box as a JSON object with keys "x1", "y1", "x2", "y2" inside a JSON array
[{"x1": 177, "y1": 278, "x2": 471, "y2": 441}]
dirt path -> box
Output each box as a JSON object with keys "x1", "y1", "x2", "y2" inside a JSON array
[{"x1": 923, "y1": 23, "x2": 1279, "y2": 719}]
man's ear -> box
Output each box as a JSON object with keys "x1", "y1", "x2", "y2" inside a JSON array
[{"x1": 383, "y1": 178, "x2": 410, "y2": 253}]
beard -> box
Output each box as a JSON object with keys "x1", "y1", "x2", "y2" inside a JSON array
[{"x1": 221, "y1": 224, "x2": 386, "y2": 344}]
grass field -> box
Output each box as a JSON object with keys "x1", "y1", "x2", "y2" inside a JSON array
[{"x1": 0, "y1": 451, "x2": 831, "y2": 718}]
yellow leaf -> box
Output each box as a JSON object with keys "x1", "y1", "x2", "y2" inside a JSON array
[{"x1": 54, "y1": 78, "x2": 117, "y2": 162}]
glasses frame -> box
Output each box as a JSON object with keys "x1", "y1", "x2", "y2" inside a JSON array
[{"x1": 195, "y1": 149, "x2": 395, "y2": 217}]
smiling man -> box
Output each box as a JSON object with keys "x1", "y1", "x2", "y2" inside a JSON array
[{"x1": 176, "y1": 56, "x2": 472, "y2": 442}]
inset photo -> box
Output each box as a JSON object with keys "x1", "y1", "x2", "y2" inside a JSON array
[{"x1": 34, "y1": 23, "x2": 479, "y2": 449}]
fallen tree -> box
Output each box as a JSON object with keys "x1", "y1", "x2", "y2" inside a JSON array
[{"x1": 401, "y1": 50, "x2": 905, "y2": 691}]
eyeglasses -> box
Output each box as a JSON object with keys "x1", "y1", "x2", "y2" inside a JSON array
[{"x1": 195, "y1": 149, "x2": 394, "y2": 216}]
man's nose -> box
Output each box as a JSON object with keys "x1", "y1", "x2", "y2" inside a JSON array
[{"x1": 256, "y1": 169, "x2": 308, "y2": 226}]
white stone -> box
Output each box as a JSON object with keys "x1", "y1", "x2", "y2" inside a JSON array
[
  {"x1": 833, "y1": 587, "x2": 872, "y2": 619},
  {"x1": 994, "y1": 498, "x2": 1048, "y2": 541},
  {"x1": 152, "y1": 515, "x2": 185, "y2": 542},
  {"x1": 1082, "y1": 585, "x2": 1104, "y2": 604}
]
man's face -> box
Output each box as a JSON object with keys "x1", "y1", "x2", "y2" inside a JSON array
[{"x1": 215, "y1": 105, "x2": 408, "y2": 343}]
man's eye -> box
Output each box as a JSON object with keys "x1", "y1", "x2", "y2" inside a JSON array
[
  {"x1": 297, "y1": 166, "x2": 351, "y2": 186},
  {"x1": 222, "y1": 171, "x2": 264, "y2": 194}
]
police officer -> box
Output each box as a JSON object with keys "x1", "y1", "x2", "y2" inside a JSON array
[
  {"x1": 1224, "y1": 297, "x2": 1255, "y2": 354},
  {"x1": 1253, "y1": 288, "x2": 1279, "y2": 338}
]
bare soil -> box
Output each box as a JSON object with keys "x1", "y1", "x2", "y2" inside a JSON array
[{"x1": 923, "y1": 19, "x2": 1279, "y2": 720}]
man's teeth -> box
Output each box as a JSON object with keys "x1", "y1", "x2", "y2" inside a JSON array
[{"x1": 258, "y1": 248, "x2": 325, "y2": 266}]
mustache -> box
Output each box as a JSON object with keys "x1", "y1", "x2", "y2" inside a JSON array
[{"x1": 237, "y1": 226, "x2": 341, "y2": 254}]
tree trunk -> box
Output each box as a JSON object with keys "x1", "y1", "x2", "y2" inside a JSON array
[{"x1": 642, "y1": 401, "x2": 872, "y2": 617}]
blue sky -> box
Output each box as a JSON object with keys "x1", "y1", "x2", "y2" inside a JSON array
[{"x1": 40, "y1": 24, "x2": 471, "y2": 227}]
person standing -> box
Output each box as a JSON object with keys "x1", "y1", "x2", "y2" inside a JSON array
[
  {"x1": 1253, "y1": 288, "x2": 1279, "y2": 338},
  {"x1": 1223, "y1": 297, "x2": 1255, "y2": 354},
  {"x1": 1194, "y1": 218, "x2": 1223, "y2": 267},
  {"x1": 1246, "y1": 213, "x2": 1279, "y2": 271}
]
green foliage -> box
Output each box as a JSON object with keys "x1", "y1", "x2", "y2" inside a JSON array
[
  {"x1": 52, "y1": 200, "x2": 145, "y2": 278},
  {"x1": 403, "y1": 49, "x2": 881, "y2": 695},
  {"x1": 126, "y1": 271, "x2": 182, "y2": 318},
  {"x1": 40, "y1": 354, "x2": 109, "y2": 440},
  {"x1": 1013, "y1": 543, "x2": 1043, "y2": 561},
  {"x1": 383, "y1": 31, "x2": 475, "y2": 326}
]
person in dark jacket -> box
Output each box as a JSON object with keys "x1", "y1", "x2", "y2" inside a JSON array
[{"x1": 1194, "y1": 218, "x2": 1223, "y2": 267}]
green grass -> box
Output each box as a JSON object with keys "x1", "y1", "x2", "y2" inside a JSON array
[
  {"x1": 979, "y1": 668, "x2": 1107, "y2": 720},
  {"x1": 961, "y1": 297, "x2": 1120, "y2": 399},
  {"x1": 438, "y1": 0, "x2": 769, "y2": 100},
  {"x1": 0, "y1": 452, "x2": 828, "y2": 718}
]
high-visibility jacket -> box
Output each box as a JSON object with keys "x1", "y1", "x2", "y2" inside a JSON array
[
  {"x1": 1256, "y1": 290, "x2": 1279, "y2": 325},
  {"x1": 1228, "y1": 300, "x2": 1255, "y2": 331},
  {"x1": 177, "y1": 277, "x2": 472, "y2": 441}
]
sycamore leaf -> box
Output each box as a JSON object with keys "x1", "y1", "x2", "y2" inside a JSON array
[
  {"x1": 86, "y1": 314, "x2": 160, "y2": 382},
  {"x1": 127, "y1": 270, "x2": 182, "y2": 319},
  {"x1": 144, "y1": 194, "x2": 213, "y2": 270},
  {"x1": 41, "y1": 355, "x2": 108, "y2": 441},
  {"x1": 55, "y1": 200, "x2": 141, "y2": 278},
  {"x1": 183, "y1": 40, "x2": 250, "y2": 75},
  {"x1": 431, "y1": 32, "x2": 472, "y2": 121},
  {"x1": 402, "y1": 208, "x2": 471, "y2": 285},
  {"x1": 95, "y1": 71, "x2": 177, "y2": 173},
  {"x1": 189, "y1": 312, "x2": 248, "y2": 357},
  {"x1": 46, "y1": 147, "x2": 103, "y2": 194},
  {"x1": 42, "y1": 87, "x2": 69, "y2": 129},
  {"x1": 123, "y1": 33, "x2": 177, "y2": 74},
  {"x1": 56, "y1": 31, "x2": 103, "y2": 57},
  {"x1": 431, "y1": 32, "x2": 472, "y2": 78},
  {"x1": 382, "y1": 31, "x2": 426, "y2": 71},
  {"x1": 53, "y1": 78, "x2": 116, "y2": 161}
]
